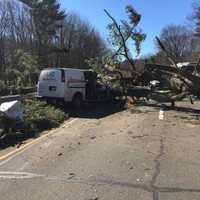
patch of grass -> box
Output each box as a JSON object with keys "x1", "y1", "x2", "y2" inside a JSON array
[{"x1": 0, "y1": 100, "x2": 66, "y2": 139}]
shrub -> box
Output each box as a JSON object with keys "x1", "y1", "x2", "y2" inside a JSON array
[
  {"x1": 23, "y1": 100, "x2": 66, "y2": 133},
  {"x1": 0, "y1": 80, "x2": 8, "y2": 96},
  {"x1": 0, "y1": 100, "x2": 66, "y2": 138}
]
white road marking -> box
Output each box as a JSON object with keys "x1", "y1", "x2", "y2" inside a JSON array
[
  {"x1": 0, "y1": 154, "x2": 18, "y2": 167},
  {"x1": 159, "y1": 109, "x2": 165, "y2": 120},
  {"x1": 0, "y1": 171, "x2": 44, "y2": 179}
]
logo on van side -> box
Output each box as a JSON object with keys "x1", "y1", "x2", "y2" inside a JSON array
[{"x1": 68, "y1": 77, "x2": 85, "y2": 84}]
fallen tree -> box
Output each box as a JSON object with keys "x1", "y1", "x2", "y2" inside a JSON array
[
  {"x1": 88, "y1": 5, "x2": 146, "y2": 96},
  {"x1": 145, "y1": 37, "x2": 200, "y2": 106}
]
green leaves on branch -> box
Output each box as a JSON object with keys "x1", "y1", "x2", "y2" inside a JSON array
[
  {"x1": 88, "y1": 5, "x2": 146, "y2": 88},
  {"x1": 126, "y1": 5, "x2": 141, "y2": 25},
  {"x1": 132, "y1": 30, "x2": 146, "y2": 55},
  {"x1": 9, "y1": 49, "x2": 39, "y2": 87},
  {"x1": 106, "y1": 5, "x2": 146, "y2": 57},
  {"x1": 23, "y1": 100, "x2": 66, "y2": 133},
  {"x1": 0, "y1": 100, "x2": 66, "y2": 138},
  {"x1": 87, "y1": 53, "x2": 121, "y2": 76}
]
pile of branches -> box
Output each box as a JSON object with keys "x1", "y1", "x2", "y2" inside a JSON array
[{"x1": 145, "y1": 37, "x2": 200, "y2": 105}]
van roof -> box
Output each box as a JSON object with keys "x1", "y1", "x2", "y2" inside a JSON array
[{"x1": 42, "y1": 68, "x2": 92, "y2": 72}]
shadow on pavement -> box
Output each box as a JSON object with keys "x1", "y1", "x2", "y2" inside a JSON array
[
  {"x1": 135, "y1": 101, "x2": 200, "y2": 114},
  {"x1": 0, "y1": 100, "x2": 126, "y2": 151},
  {"x1": 63, "y1": 100, "x2": 126, "y2": 119},
  {"x1": 133, "y1": 101, "x2": 200, "y2": 124},
  {"x1": 0, "y1": 136, "x2": 27, "y2": 151}
]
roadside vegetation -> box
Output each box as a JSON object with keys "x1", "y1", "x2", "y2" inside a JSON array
[
  {"x1": 0, "y1": 100, "x2": 66, "y2": 139},
  {"x1": 0, "y1": 0, "x2": 105, "y2": 95}
]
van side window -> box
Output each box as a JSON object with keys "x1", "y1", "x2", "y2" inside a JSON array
[
  {"x1": 47, "y1": 71, "x2": 56, "y2": 80},
  {"x1": 40, "y1": 71, "x2": 56, "y2": 81}
]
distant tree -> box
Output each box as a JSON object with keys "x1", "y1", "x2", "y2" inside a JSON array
[
  {"x1": 57, "y1": 13, "x2": 106, "y2": 68},
  {"x1": 6, "y1": 49, "x2": 39, "y2": 86},
  {"x1": 192, "y1": 2, "x2": 200, "y2": 37},
  {"x1": 0, "y1": 1, "x2": 9, "y2": 80},
  {"x1": 15, "y1": 49, "x2": 39, "y2": 86},
  {"x1": 20, "y1": 1, "x2": 105, "y2": 68},
  {"x1": 20, "y1": 0, "x2": 66, "y2": 65},
  {"x1": 0, "y1": 0, "x2": 106, "y2": 89},
  {"x1": 157, "y1": 25, "x2": 193, "y2": 63}
]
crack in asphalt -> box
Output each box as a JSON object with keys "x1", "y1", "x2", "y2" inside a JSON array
[
  {"x1": 153, "y1": 191, "x2": 159, "y2": 200},
  {"x1": 131, "y1": 134, "x2": 149, "y2": 139},
  {"x1": 1, "y1": 170, "x2": 200, "y2": 194},
  {"x1": 150, "y1": 137, "x2": 165, "y2": 186},
  {"x1": 150, "y1": 136, "x2": 165, "y2": 200},
  {"x1": 1, "y1": 133, "x2": 200, "y2": 199},
  {"x1": 1, "y1": 135, "x2": 199, "y2": 199}
]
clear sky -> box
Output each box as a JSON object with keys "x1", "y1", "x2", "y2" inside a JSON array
[{"x1": 59, "y1": 0, "x2": 194, "y2": 56}]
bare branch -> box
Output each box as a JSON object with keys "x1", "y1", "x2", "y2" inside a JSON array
[
  {"x1": 104, "y1": 9, "x2": 136, "y2": 71},
  {"x1": 156, "y1": 36, "x2": 178, "y2": 68}
]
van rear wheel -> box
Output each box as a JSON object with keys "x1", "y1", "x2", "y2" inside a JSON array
[{"x1": 72, "y1": 94, "x2": 83, "y2": 109}]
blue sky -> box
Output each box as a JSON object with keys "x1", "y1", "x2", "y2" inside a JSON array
[{"x1": 60, "y1": 0, "x2": 194, "y2": 56}]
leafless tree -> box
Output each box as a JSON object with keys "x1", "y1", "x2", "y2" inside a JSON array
[
  {"x1": 157, "y1": 25, "x2": 193, "y2": 63},
  {"x1": 0, "y1": 0, "x2": 106, "y2": 89}
]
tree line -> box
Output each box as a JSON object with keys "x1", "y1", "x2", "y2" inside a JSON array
[
  {"x1": 1, "y1": 0, "x2": 200, "y2": 93},
  {"x1": 0, "y1": 0, "x2": 105, "y2": 89}
]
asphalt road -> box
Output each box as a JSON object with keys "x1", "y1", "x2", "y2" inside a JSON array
[{"x1": 0, "y1": 101, "x2": 200, "y2": 200}]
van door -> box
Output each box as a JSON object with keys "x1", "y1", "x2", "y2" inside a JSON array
[
  {"x1": 38, "y1": 69, "x2": 64, "y2": 98},
  {"x1": 64, "y1": 70, "x2": 86, "y2": 102}
]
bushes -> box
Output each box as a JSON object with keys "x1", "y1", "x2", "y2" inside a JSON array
[
  {"x1": 0, "y1": 80, "x2": 8, "y2": 96},
  {"x1": 0, "y1": 86, "x2": 36, "y2": 96},
  {"x1": 0, "y1": 100, "x2": 66, "y2": 138},
  {"x1": 23, "y1": 101, "x2": 66, "y2": 134}
]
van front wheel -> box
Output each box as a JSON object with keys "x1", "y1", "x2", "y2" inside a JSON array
[{"x1": 72, "y1": 94, "x2": 83, "y2": 109}]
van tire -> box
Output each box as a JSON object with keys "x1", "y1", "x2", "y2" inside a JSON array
[{"x1": 72, "y1": 94, "x2": 83, "y2": 109}]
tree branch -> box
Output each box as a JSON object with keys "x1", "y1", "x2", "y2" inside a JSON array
[{"x1": 104, "y1": 9, "x2": 136, "y2": 72}]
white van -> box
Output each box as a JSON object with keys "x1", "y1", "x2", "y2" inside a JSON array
[
  {"x1": 37, "y1": 67, "x2": 114, "y2": 108},
  {"x1": 37, "y1": 68, "x2": 87, "y2": 108}
]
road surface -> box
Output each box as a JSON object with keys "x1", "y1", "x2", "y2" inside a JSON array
[{"x1": 0, "y1": 101, "x2": 200, "y2": 200}]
